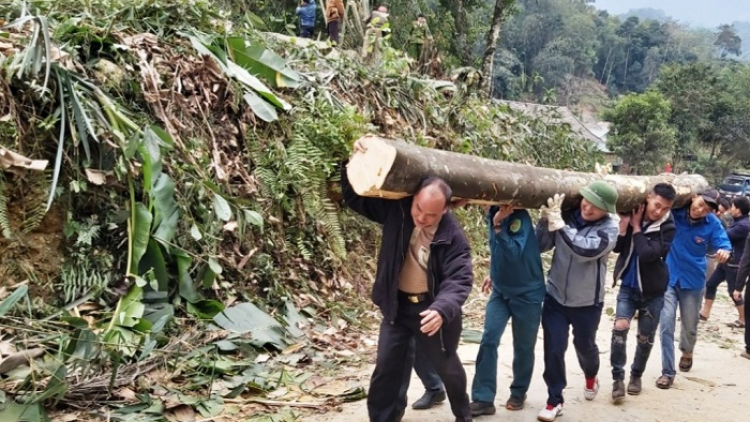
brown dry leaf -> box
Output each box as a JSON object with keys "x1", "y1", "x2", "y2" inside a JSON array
[
  {"x1": 115, "y1": 387, "x2": 137, "y2": 401},
  {"x1": 0, "y1": 147, "x2": 48, "y2": 171},
  {"x1": 0, "y1": 339, "x2": 16, "y2": 356},
  {"x1": 164, "y1": 404, "x2": 196, "y2": 422},
  {"x1": 282, "y1": 342, "x2": 307, "y2": 355},
  {"x1": 50, "y1": 413, "x2": 80, "y2": 422},
  {"x1": 76, "y1": 302, "x2": 101, "y2": 312},
  {"x1": 84, "y1": 168, "x2": 107, "y2": 185}
]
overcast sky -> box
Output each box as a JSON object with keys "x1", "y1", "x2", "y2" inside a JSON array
[{"x1": 592, "y1": 0, "x2": 750, "y2": 27}]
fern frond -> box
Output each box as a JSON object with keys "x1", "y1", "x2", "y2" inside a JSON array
[{"x1": 0, "y1": 174, "x2": 12, "y2": 239}]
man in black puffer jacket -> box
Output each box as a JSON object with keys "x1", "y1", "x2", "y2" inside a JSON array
[
  {"x1": 609, "y1": 183, "x2": 677, "y2": 403},
  {"x1": 341, "y1": 139, "x2": 473, "y2": 422}
]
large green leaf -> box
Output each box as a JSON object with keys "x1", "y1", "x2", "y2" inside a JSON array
[
  {"x1": 130, "y1": 202, "x2": 153, "y2": 275},
  {"x1": 227, "y1": 61, "x2": 291, "y2": 110},
  {"x1": 138, "y1": 239, "x2": 169, "y2": 292},
  {"x1": 226, "y1": 37, "x2": 301, "y2": 88},
  {"x1": 151, "y1": 174, "x2": 179, "y2": 243},
  {"x1": 0, "y1": 285, "x2": 28, "y2": 317},
  {"x1": 174, "y1": 250, "x2": 199, "y2": 303},
  {"x1": 213, "y1": 303, "x2": 290, "y2": 349},
  {"x1": 212, "y1": 193, "x2": 232, "y2": 222},
  {"x1": 243, "y1": 91, "x2": 278, "y2": 122},
  {"x1": 0, "y1": 402, "x2": 49, "y2": 422},
  {"x1": 114, "y1": 285, "x2": 145, "y2": 328}
]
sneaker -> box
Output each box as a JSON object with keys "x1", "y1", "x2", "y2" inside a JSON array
[
  {"x1": 584, "y1": 377, "x2": 599, "y2": 401},
  {"x1": 611, "y1": 380, "x2": 625, "y2": 404},
  {"x1": 537, "y1": 403, "x2": 563, "y2": 422},
  {"x1": 627, "y1": 376, "x2": 642, "y2": 395},
  {"x1": 742, "y1": 350, "x2": 750, "y2": 360},
  {"x1": 470, "y1": 401, "x2": 496, "y2": 416}
]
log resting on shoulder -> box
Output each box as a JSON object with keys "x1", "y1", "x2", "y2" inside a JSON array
[{"x1": 346, "y1": 135, "x2": 708, "y2": 213}]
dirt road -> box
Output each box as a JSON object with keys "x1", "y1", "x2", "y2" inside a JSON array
[{"x1": 302, "y1": 285, "x2": 750, "y2": 422}]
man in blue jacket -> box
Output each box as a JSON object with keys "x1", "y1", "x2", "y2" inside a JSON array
[
  {"x1": 656, "y1": 188, "x2": 731, "y2": 389},
  {"x1": 610, "y1": 183, "x2": 676, "y2": 403},
  {"x1": 535, "y1": 181, "x2": 620, "y2": 422},
  {"x1": 470, "y1": 205, "x2": 546, "y2": 416},
  {"x1": 341, "y1": 140, "x2": 473, "y2": 422},
  {"x1": 700, "y1": 196, "x2": 750, "y2": 327},
  {"x1": 296, "y1": 0, "x2": 317, "y2": 38}
]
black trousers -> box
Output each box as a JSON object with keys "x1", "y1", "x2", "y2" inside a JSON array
[
  {"x1": 367, "y1": 298, "x2": 471, "y2": 422},
  {"x1": 328, "y1": 20, "x2": 340, "y2": 45}
]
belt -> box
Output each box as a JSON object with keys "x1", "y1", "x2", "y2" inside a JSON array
[{"x1": 398, "y1": 291, "x2": 429, "y2": 304}]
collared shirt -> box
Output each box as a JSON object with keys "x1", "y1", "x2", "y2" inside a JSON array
[{"x1": 667, "y1": 206, "x2": 731, "y2": 290}]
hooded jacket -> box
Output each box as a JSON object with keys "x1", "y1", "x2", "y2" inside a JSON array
[
  {"x1": 537, "y1": 209, "x2": 619, "y2": 307},
  {"x1": 340, "y1": 164, "x2": 473, "y2": 324},
  {"x1": 613, "y1": 211, "x2": 676, "y2": 299},
  {"x1": 296, "y1": 2, "x2": 317, "y2": 28},
  {"x1": 325, "y1": 0, "x2": 345, "y2": 22}
]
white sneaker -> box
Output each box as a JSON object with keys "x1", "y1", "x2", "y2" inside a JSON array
[
  {"x1": 537, "y1": 403, "x2": 563, "y2": 422},
  {"x1": 584, "y1": 378, "x2": 600, "y2": 401}
]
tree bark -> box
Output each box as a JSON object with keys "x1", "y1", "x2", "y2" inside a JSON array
[
  {"x1": 480, "y1": 0, "x2": 513, "y2": 96},
  {"x1": 448, "y1": 0, "x2": 472, "y2": 66},
  {"x1": 346, "y1": 135, "x2": 708, "y2": 212}
]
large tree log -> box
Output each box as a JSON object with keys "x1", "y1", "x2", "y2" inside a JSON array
[{"x1": 346, "y1": 135, "x2": 709, "y2": 212}]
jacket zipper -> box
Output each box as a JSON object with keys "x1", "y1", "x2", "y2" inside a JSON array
[{"x1": 430, "y1": 239, "x2": 448, "y2": 352}]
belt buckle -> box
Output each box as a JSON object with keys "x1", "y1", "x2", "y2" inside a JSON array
[{"x1": 408, "y1": 295, "x2": 420, "y2": 303}]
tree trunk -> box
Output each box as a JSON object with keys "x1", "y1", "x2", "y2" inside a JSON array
[
  {"x1": 346, "y1": 135, "x2": 708, "y2": 212},
  {"x1": 480, "y1": 0, "x2": 513, "y2": 96},
  {"x1": 448, "y1": 0, "x2": 472, "y2": 66}
]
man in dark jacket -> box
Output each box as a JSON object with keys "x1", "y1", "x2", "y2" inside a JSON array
[
  {"x1": 701, "y1": 196, "x2": 749, "y2": 327},
  {"x1": 341, "y1": 140, "x2": 473, "y2": 422},
  {"x1": 609, "y1": 183, "x2": 676, "y2": 404}
]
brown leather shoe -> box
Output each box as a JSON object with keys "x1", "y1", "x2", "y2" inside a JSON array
[{"x1": 627, "y1": 376, "x2": 642, "y2": 395}]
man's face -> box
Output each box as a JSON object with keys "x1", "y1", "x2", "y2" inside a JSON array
[
  {"x1": 689, "y1": 195, "x2": 713, "y2": 220},
  {"x1": 411, "y1": 186, "x2": 446, "y2": 230},
  {"x1": 418, "y1": 17, "x2": 425, "y2": 25},
  {"x1": 730, "y1": 203, "x2": 742, "y2": 218},
  {"x1": 645, "y1": 193, "x2": 674, "y2": 222},
  {"x1": 580, "y1": 198, "x2": 608, "y2": 222}
]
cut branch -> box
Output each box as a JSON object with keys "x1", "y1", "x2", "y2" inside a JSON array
[{"x1": 346, "y1": 135, "x2": 708, "y2": 212}]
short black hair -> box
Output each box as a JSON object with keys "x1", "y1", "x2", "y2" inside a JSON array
[
  {"x1": 418, "y1": 13, "x2": 425, "y2": 18},
  {"x1": 652, "y1": 182, "x2": 677, "y2": 201},
  {"x1": 718, "y1": 197, "x2": 731, "y2": 211},
  {"x1": 417, "y1": 176, "x2": 453, "y2": 208},
  {"x1": 733, "y1": 196, "x2": 750, "y2": 215}
]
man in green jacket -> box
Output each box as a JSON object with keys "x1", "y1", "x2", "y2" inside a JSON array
[{"x1": 408, "y1": 14, "x2": 429, "y2": 61}]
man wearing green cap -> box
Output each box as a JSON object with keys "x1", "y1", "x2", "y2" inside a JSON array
[{"x1": 535, "y1": 181, "x2": 620, "y2": 422}]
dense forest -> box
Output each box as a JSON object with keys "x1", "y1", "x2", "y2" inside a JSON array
[
  {"x1": 0, "y1": 0, "x2": 748, "y2": 421},
  {"x1": 255, "y1": 0, "x2": 750, "y2": 179}
]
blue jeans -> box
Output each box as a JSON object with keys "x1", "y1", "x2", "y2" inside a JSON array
[
  {"x1": 471, "y1": 290, "x2": 542, "y2": 402},
  {"x1": 610, "y1": 286, "x2": 664, "y2": 380},
  {"x1": 659, "y1": 284, "x2": 704, "y2": 378},
  {"x1": 541, "y1": 295, "x2": 603, "y2": 406}
]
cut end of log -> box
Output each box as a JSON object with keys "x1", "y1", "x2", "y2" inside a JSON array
[{"x1": 347, "y1": 135, "x2": 405, "y2": 198}]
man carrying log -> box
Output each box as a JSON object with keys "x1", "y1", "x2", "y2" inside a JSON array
[
  {"x1": 341, "y1": 140, "x2": 473, "y2": 422},
  {"x1": 656, "y1": 188, "x2": 731, "y2": 389},
  {"x1": 470, "y1": 205, "x2": 546, "y2": 416},
  {"x1": 535, "y1": 181, "x2": 620, "y2": 422},
  {"x1": 609, "y1": 183, "x2": 677, "y2": 404}
]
